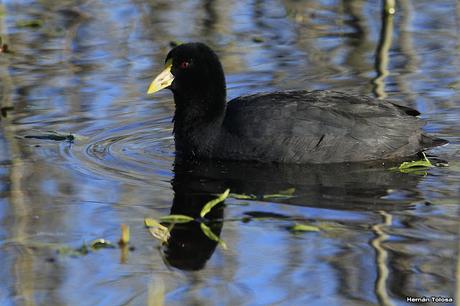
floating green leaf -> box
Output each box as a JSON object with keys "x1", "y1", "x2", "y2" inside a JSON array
[
  {"x1": 200, "y1": 223, "x2": 227, "y2": 250},
  {"x1": 159, "y1": 214, "x2": 194, "y2": 223},
  {"x1": 90, "y1": 239, "x2": 116, "y2": 250},
  {"x1": 229, "y1": 193, "x2": 256, "y2": 200},
  {"x1": 391, "y1": 153, "x2": 433, "y2": 174},
  {"x1": 399, "y1": 153, "x2": 432, "y2": 170},
  {"x1": 200, "y1": 189, "x2": 230, "y2": 218},
  {"x1": 145, "y1": 218, "x2": 170, "y2": 243},
  {"x1": 289, "y1": 223, "x2": 320, "y2": 233},
  {"x1": 263, "y1": 194, "x2": 294, "y2": 200},
  {"x1": 263, "y1": 187, "x2": 296, "y2": 199},
  {"x1": 144, "y1": 218, "x2": 162, "y2": 227},
  {"x1": 229, "y1": 188, "x2": 295, "y2": 201}
]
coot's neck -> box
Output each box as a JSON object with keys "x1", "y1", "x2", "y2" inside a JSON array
[{"x1": 172, "y1": 83, "x2": 227, "y2": 158}]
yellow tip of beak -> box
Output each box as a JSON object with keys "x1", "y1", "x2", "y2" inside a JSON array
[{"x1": 147, "y1": 60, "x2": 174, "y2": 95}]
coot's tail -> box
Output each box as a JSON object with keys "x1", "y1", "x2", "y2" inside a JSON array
[{"x1": 421, "y1": 134, "x2": 448, "y2": 149}]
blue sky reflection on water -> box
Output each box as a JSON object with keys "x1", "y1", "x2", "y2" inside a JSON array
[{"x1": 0, "y1": 0, "x2": 459, "y2": 305}]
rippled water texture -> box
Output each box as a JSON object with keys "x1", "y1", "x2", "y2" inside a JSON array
[{"x1": 0, "y1": 1, "x2": 459, "y2": 305}]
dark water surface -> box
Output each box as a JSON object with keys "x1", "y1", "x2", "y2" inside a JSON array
[{"x1": 1, "y1": 0, "x2": 459, "y2": 305}]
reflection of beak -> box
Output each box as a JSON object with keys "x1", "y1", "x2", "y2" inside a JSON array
[{"x1": 147, "y1": 59, "x2": 174, "y2": 95}]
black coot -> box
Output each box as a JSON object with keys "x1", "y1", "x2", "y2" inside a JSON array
[{"x1": 147, "y1": 42, "x2": 446, "y2": 164}]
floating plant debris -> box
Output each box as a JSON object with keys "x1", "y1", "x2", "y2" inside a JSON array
[
  {"x1": 200, "y1": 189, "x2": 229, "y2": 218},
  {"x1": 24, "y1": 131, "x2": 75, "y2": 142}
]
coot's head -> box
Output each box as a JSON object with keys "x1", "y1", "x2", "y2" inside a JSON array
[{"x1": 147, "y1": 43, "x2": 226, "y2": 107}]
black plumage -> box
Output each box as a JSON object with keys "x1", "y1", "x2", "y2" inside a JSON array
[{"x1": 148, "y1": 42, "x2": 447, "y2": 164}]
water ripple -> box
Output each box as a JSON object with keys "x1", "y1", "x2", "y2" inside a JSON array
[{"x1": 66, "y1": 118, "x2": 175, "y2": 185}]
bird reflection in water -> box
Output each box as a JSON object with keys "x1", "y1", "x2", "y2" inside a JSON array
[{"x1": 161, "y1": 157, "x2": 424, "y2": 271}]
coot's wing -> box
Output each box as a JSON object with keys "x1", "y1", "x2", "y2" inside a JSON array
[{"x1": 220, "y1": 90, "x2": 426, "y2": 163}]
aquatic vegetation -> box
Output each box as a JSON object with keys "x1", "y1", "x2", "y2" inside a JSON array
[
  {"x1": 144, "y1": 218, "x2": 171, "y2": 243},
  {"x1": 288, "y1": 223, "x2": 320, "y2": 233},
  {"x1": 24, "y1": 131, "x2": 75, "y2": 142},
  {"x1": 159, "y1": 215, "x2": 194, "y2": 223},
  {"x1": 390, "y1": 153, "x2": 435, "y2": 174},
  {"x1": 118, "y1": 224, "x2": 130, "y2": 246},
  {"x1": 200, "y1": 189, "x2": 229, "y2": 218},
  {"x1": 200, "y1": 223, "x2": 227, "y2": 250}
]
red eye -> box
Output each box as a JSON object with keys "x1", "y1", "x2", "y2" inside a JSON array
[{"x1": 180, "y1": 61, "x2": 190, "y2": 69}]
